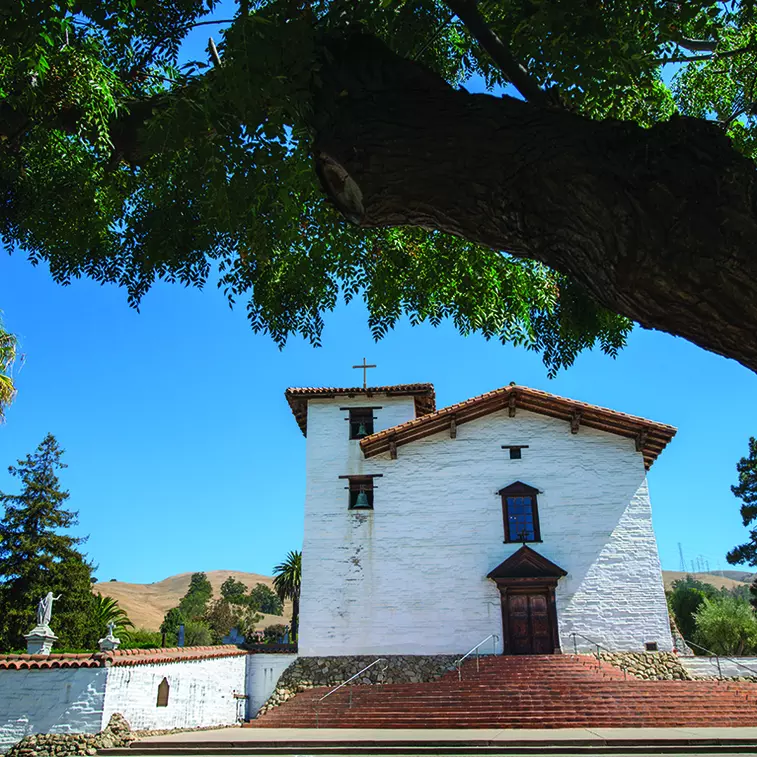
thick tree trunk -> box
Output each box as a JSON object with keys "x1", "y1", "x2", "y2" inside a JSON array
[{"x1": 314, "y1": 35, "x2": 757, "y2": 372}]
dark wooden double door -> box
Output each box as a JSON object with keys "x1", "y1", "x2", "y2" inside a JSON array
[{"x1": 502, "y1": 590, "x2": 556, "y2": 655}]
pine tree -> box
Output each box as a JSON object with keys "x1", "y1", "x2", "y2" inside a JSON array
[
  {"x1": 0, "y1": 434, "x2": 97, "y2": 651},
  {"x1": 727, "y1": 438, "x2": 757, "y2": 570},
  {"x1": 178, "y1": 572, "x2": 213, "y2": 620}
]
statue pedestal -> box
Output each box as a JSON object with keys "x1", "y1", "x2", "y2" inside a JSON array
[
  {"x1": 98, "y1": 633, "x2": 121, "y2": 652},
  {"x1": 25, "y1": 625, "x2": 58, "y2": 655}
]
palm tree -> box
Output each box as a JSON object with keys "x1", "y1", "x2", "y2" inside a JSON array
[
  {"x1": 94, "y1": 594, "x2": 134, "y2": 638},
  {"x1": 0, "y1": 320, "x2": 18, "y2": 422},
  {"x1": 272, "y1": 550, "x2": 301, "y2": 643}
]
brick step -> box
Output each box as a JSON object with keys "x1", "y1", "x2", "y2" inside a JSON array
[
  {"x1": 265, "y1": 696, "x2": 755, "y2": 711},
  {"x1": 264, "y1": 697, "x2": 752, "y2": 708},
  {"x1": 291, "y1": 680, "x2": 741, "y2": 691},
  {"x1": 251, "y1": 655, "x2": 757, "y2": 730},
  {"x1": 266, "y1": 703, "x2": 751, "y2": 715},
  {"x1": 249, "y1": 718, "x2": 757, "y2": 729},
  {"x1": 260, "y1": 703, "x2": 754, "y2": 717},
  {"x1": 254, "y1": 712, "x2": 757, "y2": 723},
  {"x1": 309, "y1": 686, "x2": 750, "y2": 695},
  {"x1": 273, "y1": 693, "x2": 752, "y2": 706}
]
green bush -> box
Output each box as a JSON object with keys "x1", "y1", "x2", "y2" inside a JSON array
[
  {"x1": 120, "y1": 628, "x2": 163, "y2": 649},
  {"x1": 184, "y1": 620, "x2": 213, "y2": 646},
  {"x1": 694, "y1": 595, "x2": 757, "y2": 656},
  {"x1": 667, "y1": 575, "x2": 719, "y2": 643}
]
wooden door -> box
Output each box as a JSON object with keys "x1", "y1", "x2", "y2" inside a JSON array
[{"x1": 505, "y1": 591, "x2": 554, "y2": 655}]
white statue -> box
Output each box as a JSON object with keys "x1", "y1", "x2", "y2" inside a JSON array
[
  {"x1": 98, "y1": 620, "x2": 121, "y2": 651},
  {"x1": 36, "y1": 593, "x2": 62, "y2": 628}
]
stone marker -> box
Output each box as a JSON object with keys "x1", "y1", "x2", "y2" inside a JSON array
[{"x1": 98, "y1": 621, "x2": 121, "y2": 652}]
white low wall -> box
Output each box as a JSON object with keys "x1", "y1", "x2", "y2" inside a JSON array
[
  {"x1": 681, "y1": 656, "x2": 757, "y2": 679},
  {"x1": 0, "y1": 650, "x2": 296, "y2": 752},
  {"x1": 102, "y1": 655, "x2": 247, "y2": 731},
  {"x1": 0, "y1": 668, "x2": 108, "y2": 753},
  {"x1": 245, "y1": 654, "x2": 298, "y2": 716}
]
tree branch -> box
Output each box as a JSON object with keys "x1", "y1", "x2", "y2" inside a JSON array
[
  {"x1": 673, "y1": 36, "x2": 718, "y2": 53},
  {"x1": 654, "y1": 44, "x2": 757, "y2": 65},
  {"x1": 314, "y1": 34, "x2": 757, "y2": 372},
  {"x1": 444, "y1": 0, "x2": 551, "y2": 107}
]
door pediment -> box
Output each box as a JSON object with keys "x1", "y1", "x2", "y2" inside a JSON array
[{"x1": 488, "y1": 544, "x2": 567, "y2": 583}]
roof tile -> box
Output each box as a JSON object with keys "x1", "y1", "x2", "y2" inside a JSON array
[
  {"x1": 360, "y1": 383, "x2": 676, "y2": 470},
  {"x1": 285, "y1": 384, "x2": 436, "y2": 436},
  {"x1": 0, "y1": 646, "x2": 250, "y2": 670}
]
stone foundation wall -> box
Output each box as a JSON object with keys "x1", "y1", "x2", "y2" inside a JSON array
[
  {"x1": 256, "y1": 655, "x2": 458, "y2": 716},
  {"x1": 597, "y1": 652, "x2": 692, "y2": 680},
  {"x1": 5, "y1": 714, "x2": 133, "y2": 757}
]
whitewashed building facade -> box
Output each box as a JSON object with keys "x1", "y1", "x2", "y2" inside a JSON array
[{"x1": 287, "y1": 382, "x2": 677, "y2": 657}]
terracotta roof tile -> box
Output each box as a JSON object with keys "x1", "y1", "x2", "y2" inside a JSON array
[
  {"x1": 0, "y1": 646, "x2": 249, "y2": 670},
  {"x1": 107, "y1": 646, "x2": 248, "y2": 666},
  {"x1": 360, "y1": 384, "x2": 676, "y2": 470},
  {"x1": 285, "y1": 384, "x2": 435, "y2": 436}
]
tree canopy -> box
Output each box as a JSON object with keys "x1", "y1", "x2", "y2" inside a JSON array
[
  {"x1": 273, "y1": 550, "x2": 301, "y2": 641},
  {"x1": 0, "y1": 434, "x2": 98, "y2": 650},
  {"x1": 727, "y1": 437, "x2": 757, "y2": 566},
  {"x1": 0, "y1": 317, "x2": 18, "y2": 421},
  {"x1": 3, "y1": 1, "x2": 757, "y2": 372}
]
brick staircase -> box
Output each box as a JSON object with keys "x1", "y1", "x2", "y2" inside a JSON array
[{"x1": 248, "y1": 654, "x2": 757, "y2": 729}]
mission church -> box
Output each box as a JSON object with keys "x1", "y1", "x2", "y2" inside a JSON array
[{"x1": 286, "y1": 370, "x2": 677, "y2": 657}]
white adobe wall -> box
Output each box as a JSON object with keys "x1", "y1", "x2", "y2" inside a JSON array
[
  {"x1": 245, "y1": 654, "x2": 298, "y2": 715},
  {"x1": 299, "y1": 405, "x2": 672, "y2": 656},
  {"x1": 0, "y1": 668, "x2": 107, "y2": 752},
  {"x1": 102, "y1": 656, "x2": 247, "y2": 731}
]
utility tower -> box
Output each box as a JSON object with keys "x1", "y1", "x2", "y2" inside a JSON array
[{"x1": 678, "y1": 543, "x2": 686, "y2": 573}]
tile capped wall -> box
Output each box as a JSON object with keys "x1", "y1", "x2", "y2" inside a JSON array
[{"x1": 102, "y1": 656, "x2": 246, "y2": 732}]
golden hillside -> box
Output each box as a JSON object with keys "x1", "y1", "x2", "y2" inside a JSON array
[
  {"x1": 98, "y1": 569, "x2": 751, "y2": 633},
  {"x1": 662, "y1": 570, "x2": 752, "y2": 592},
  {"x1": 92, "y1": 570, "x2": 291, "y2": 632}
]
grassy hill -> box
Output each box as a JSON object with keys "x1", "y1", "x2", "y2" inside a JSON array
[
  {"x1": 92, "y1": 570, "x2": 291, "y2": 632},
  {"x1": 96, "y1": 569, "x2": 753, "y2": 633},
  {"x1": 662, "y1": 570, "x2": 754, "y2": 591}
]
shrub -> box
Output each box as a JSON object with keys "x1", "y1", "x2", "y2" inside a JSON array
[{"x1": 694, "y1": 595, "x2": 757, "y2": 656}]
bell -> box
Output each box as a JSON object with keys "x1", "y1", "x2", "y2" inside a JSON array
[
  {"x1": 355, "y1": 422, "x2": 368, "y2": 438},
  {"x1": 354, "y1": 488, "x2": 370, "y2": 508}
]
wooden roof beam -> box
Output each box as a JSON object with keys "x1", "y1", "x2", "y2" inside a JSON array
[
  {"x1": 570, "y1": 410, "x2": 582, "y2": 434},
  {"x1": 508, "y1": 392, "x2": 517, "y2": 417},
  {"x1": 635, "y1": 428, "x2": 648, "y2": 453}
]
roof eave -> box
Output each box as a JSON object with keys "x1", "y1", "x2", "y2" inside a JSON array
[{"x1": 360, "y1": 385, "x2": 676, "y2": 470}]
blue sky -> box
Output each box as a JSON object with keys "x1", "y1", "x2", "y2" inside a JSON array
[
  {"x1": 1, "y1": 3, "x2": 756, "y2": 585},
  {"x1": 1, "y1": 250, "x2": 756, "y2": 583}
]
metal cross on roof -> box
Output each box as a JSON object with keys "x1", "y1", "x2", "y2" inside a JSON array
[{"x1": 352, "y1": 357, "x2": 376, "y2": 389}]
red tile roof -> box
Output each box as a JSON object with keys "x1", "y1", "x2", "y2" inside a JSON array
[
  {"x1": 285, "y1": 384, "x2": 436, "y2": 436},
  {"x1": 0, "y1": 646, "x2": 249, "y2": 670},
  {"x1": 0, "y1": 653, "x2": 104, "y2": 670},
  {"x1": 106, "y1": 646, "x2": 249, "y2": 667},
  {"x1": 360, "y1": 384, "x2": 676, "y2": 470}
]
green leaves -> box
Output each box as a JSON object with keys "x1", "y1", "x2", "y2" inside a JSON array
[
  {"x1": 727, "y1": 438, "x2": 757, "y2": 567},
  {"x1": 1, "y1": 0, "x2": 755, "y2": 373}
]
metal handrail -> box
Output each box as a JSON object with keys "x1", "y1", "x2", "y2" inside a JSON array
[
  {"x1": 312, "y1": 657, "x2": 388, "y2": 727},
  {"x1": 455, "y1": 634, "x2": 500, "y2": 681},
  {"x1": 683, "y1": 638, "x2": 757, "y2": 680},
  {"x1": 569, "y1": 631, "x2": 627, "y2": 679}
]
